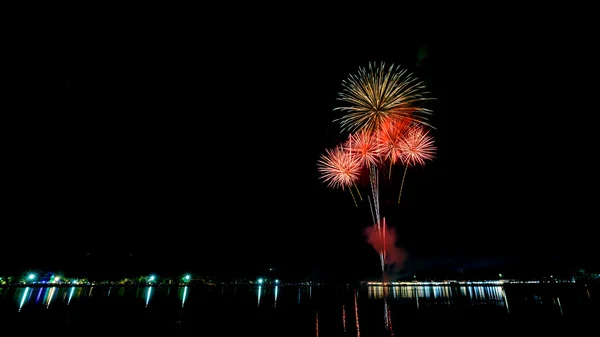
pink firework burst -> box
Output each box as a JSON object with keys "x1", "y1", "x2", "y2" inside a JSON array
[
  {"x1": 344, "y1": 130, "x2": 383, "y2": 168},
  {"x1": 317, "y1": 145, "x2": 362, "y2": 190},
  {"x1": 399, "y1": 125, "x2": 437, "y2": 167}
]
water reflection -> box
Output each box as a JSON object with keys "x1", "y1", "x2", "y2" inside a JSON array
[
  {"x1": 133, "y1": 286, "x2": 155, "y2": 307},
  {"x1": 18, "y1": 287, "x2": 30, "y2": 311},
  {"x1": 384, "y1": 297, "x2": 394, "y2": 336},
  {"x1": 253, "y1": 285, "x2": 286, "y2": 308},
  {"x1": 68, "y1": 286, "x2": 75, "y2": 305},
  {"x1": 296, "y1": 285, "x2": 314, "y2": 305},
  {"x1": 145, "y1": 286, "x2": 153, "y2": 307},
  {"x1": 180, "y1": 286, "x2": 188, "y2": 308},
  {"x1": 44, "y1": 287, "x2": 57, "y2": 308},
  {"x1": 315, "y1": 310, "x2": 319, "y2": 337},
  {"x1": 354, "y1": 289, "x2": 361, "y2": 337},
  {"x1": 556, "y1": 297, "x2": 564, "y2": 316},
  {"x1": 502, "y1": 287, "x2": 510, "y2": 313},
  {"x1": 1, "y1": 283, "x2": 595, "y2": 334},
  {"x1": 369, "y1": 285, "x2": 508, "y2": 309},
  {"x1": 342, "y1": 303, "x2": 346, "y2": 333},
  {"x1": 256, "y1": 285, "x2": 262, "y2": 307},
  {"x1": 35, "y1": 287, "x2": 44, "y2": 304}
]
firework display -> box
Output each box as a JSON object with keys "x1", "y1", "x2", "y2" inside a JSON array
[{"x1": 317, "y1": 62, "x2": 437, "y2": 275}]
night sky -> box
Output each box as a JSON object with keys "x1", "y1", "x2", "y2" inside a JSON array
[{"x1": 5, "y1": 17, "x2": 598, "y2": 281}]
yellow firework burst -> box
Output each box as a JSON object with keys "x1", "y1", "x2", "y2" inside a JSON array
[{"x1": 333, "y1": 61, "x2": 435, "y2": 134}]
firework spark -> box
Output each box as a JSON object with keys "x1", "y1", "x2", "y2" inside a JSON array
[
  {"x1": 345, "y1": 130, "x2": 383, "y2": 168},
  {"x1": 319, "y1": 62, "x2": 436, "y2": 277},
  {"x1": 396, "y1": 125, "x2": 437, "y2": 204},
  {"x1": 317, "y1": 145, "x2": 361, "y2": 190},
  {"x1": 333, "y1": 61, "x2": 434, "y2": 134},
  {"x1": 400, "y1": 125, "x2": 437, "y2": 167},
  {"x1": 377, "y1": 117, "x2": 412, "y2": 166}
]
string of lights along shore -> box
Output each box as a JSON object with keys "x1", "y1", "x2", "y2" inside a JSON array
[{"x1": 317, "y1": 61, "x2": 437, "y2": 277}]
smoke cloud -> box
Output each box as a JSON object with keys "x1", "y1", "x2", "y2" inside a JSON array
[{"x1": 363, "y1": 224, "x2": 407, "y2": 271}]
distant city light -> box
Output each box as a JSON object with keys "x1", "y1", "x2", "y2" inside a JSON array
[
  {"x1": 257, "y1": 278, "x2": 263, "y2": 284},
  {"x1": 28, "y1": 274, "x2": 36, "y2": 280},
  {"x1": 275, "y1": 279, "x2": 280, "y2": 284},
  {"x1": 149, "y1": 275, "x2": 156, "y2": 282}
]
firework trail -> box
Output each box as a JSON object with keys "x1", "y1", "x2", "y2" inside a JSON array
[{"x1": 318, "y1": 62, "x2": 436, "y2": 276}]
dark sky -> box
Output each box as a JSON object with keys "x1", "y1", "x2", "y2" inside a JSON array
[{"x1": 4, "y1": 16, "x2": 598, "y2": 280}]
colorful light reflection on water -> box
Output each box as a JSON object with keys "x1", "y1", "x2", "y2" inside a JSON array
[
  {"x1": 369, "y1": 285, "x2": 512, "y2": 313},
  {"x1": 180, "y1": 286, "x2": 188, "y2": 308},
  {"x1": 18, "y1": 287, "x2": 30, "y2": 312},
  {"x1": 1, "y1": 283, "x2": 595, "y2": 335},
  {"x1": 145, "y1": 286, "x2": 153, "y2": 307}
]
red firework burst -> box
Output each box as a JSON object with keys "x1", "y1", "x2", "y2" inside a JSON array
[
  {"x1": 317, "y1": 145, "x2": 362, "y2": 190},
  {"x1": 376, "y1": 117, "x2": 412, "y2": 165},
  {"x1": 344, "y1": 130, "x2": 383, "y2": 168},
  {"x1": 400, "y1": 125, "x2": 437, "y2": 167}
]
